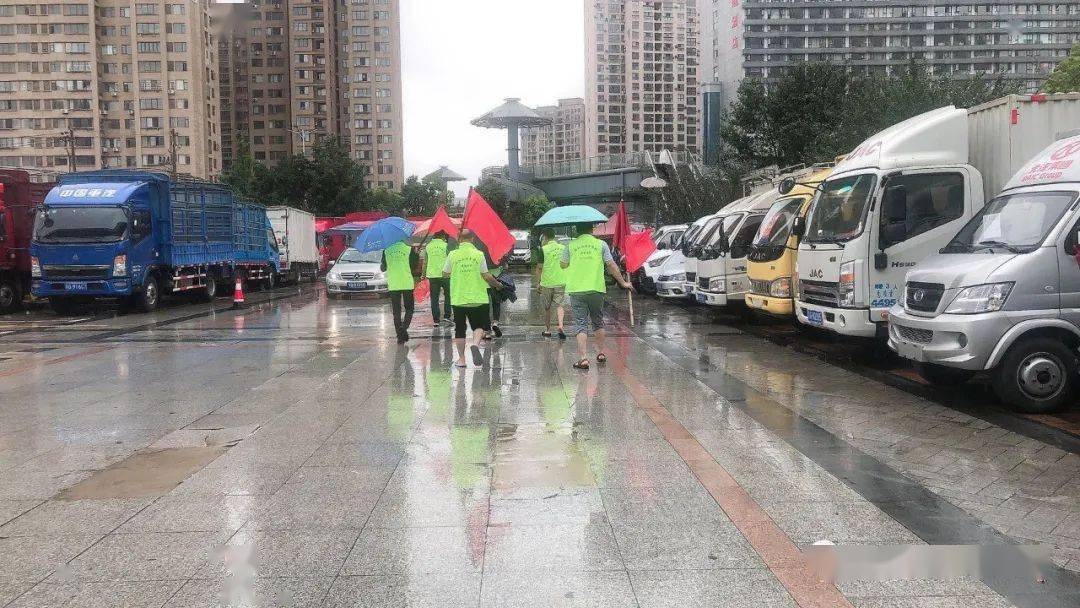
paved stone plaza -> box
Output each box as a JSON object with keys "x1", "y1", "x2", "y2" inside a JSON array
[{"x1": 0, "y1": 282, "x2": 1078, "y2": 607}]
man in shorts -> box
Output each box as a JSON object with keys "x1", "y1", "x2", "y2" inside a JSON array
[
  {"x1": 561, "y1": 223, "x2": 633, "y2": 370},
  {"x1": 443, "y1": 230, "x2": 504, "y2": 367},
  {"x1": 533, "y1": 229, "x2": 567, "y2": 339}
]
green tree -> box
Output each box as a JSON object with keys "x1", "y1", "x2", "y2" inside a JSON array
[
  {"x1": 398, "y1": 175, "x2": 443, "y2": 217},
  {"x1": 368, "y1": 187, "x2": 404, "y2": 214},
  {"x1": 1043, "y1": 43, "x2": 1080, "y2": 94},
  {"x1": 473, "y1": 179, "x2": 510, "y2": 216},
  {"x1": 220, "y1": 139, "x2": 270, "y2": 200},
  {"x1": 506, "y1": 193, "x2": 553, "y2": 228},
  {"x1": 306, "y1": 137, "x2": 370, "y2": 216}
]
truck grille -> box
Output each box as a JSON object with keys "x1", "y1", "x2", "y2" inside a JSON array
[
  {"x1": 698, "y1": 276, "x2": 710, "y2": 290},
  {"x1": 685, "y1": 272, "x2": 696, "y2": 283},
  {"x1": 905, "y1": 281, "x2": 944, "y2": 313},
  {"x1": 799, "y1": 279, "x2": 839, "y2": 307},
  {"x1": 750, "y1": 278, "x2": 771, "y2": 295},
  {"x1": 339, "y1": 272, "x2": 375, "y2": 280},
  {"x1": 42, "y1": 265, "x2": 110, "y2": 280},
  {"x1": 894, "y1": 324, "x2": 934, "y2": 344}
]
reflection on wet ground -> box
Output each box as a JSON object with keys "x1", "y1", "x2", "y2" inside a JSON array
[{"x1": 0, "y1": 281, "x2": 1077, "y2": 607}]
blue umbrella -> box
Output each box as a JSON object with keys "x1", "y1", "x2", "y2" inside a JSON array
[
  {"x1": 534, "y1": 205, "x2": 608, "y2": 227},
  {"x1": 352, "y1": 217, "x2": 415, "y2": 253}
]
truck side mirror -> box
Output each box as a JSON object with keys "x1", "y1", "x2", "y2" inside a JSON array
[
  {"x1": 792, "y1": 216, "x2": 806, "y2": 238},
  {"x1": 778, "y1": 177, "x2": 796, "y2": 195}
]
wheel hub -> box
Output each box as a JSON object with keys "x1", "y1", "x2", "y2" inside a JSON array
[
  {"x1": 0, "y1": 285, "x2": 14, "y2": 308},
  {"x1": 1017, "y1": 354, "x2": 1063, "y2": 399}
]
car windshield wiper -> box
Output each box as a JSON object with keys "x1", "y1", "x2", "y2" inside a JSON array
[{"x1": 972, "y1": 240, "x2": 1021, "y2": 254}]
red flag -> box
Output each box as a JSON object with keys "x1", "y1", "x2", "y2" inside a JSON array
[
  {"x1": 623, "y1": 230, "x2": 657, "y2": 273},
  {"x1": 612, "y1": 201, "x2": 631, "y2": 253},
  {"x1": 426, "y1": 205, "x2": 460, "y2": 238},
  {"x1": 462, "y1": 189, "x2": 515, "y2": 263},
  {"x1": 413, "y1": 278, "x2": 430, "y2": 304}
]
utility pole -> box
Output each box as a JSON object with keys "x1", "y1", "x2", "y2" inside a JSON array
[{"x1": 168, "y1": 128, "x2": 178, "y2": 178}]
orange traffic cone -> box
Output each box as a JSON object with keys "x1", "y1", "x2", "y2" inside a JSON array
[{"x1": 232, "y1": 276, "x2": 246, "y2": 309}]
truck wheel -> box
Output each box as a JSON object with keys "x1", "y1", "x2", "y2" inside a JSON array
[
  {"x1": 914, "y1": 362, "x2": 975, "y2": 387},
  {"x1": 136, "y1": 275, "x2": 161, "y2": 313},
  {"x1": 265, "y1": 271, "x2": 276, "y2": 291},
  {"x1": 0, "y1": 279, "x2": 20, "y2": 313},
  {"x1": 992, "y1": 337, "x2": 1077, "y2": 414},
  {"x1": 196, "y1": 276, "x2": 218, "y2": 303}
]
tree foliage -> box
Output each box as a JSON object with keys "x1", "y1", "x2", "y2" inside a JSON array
[
  {"x1": 644, "y1": 164, "x2": 746, "y2": 226},
  {"x1": 398, "y1": 175, "x2": 451, "y2": 217},
  {"x1": 506, "y1": 194, "x2": 553, "y2": 229},
  {"x1": 473, "y1": 179, "x2": 510, "y2": 217},
  {"x1": 1043, "y1": 43, "x2": 1080, "y2": 94},
  {"x1": 720, "y1": 62, "x2": 1019, "y2": 169}
]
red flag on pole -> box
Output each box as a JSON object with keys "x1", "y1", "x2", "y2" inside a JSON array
[
  {"x1": 462, "y1": 189, "x2": 515, "y2": 263},
  {"x1": 622, "y1": 229, "x2": 657, "y2": 273},
  {"x1": 426, "y1": 205, "x2": 460, "y2": 238},
  {"x1": 612, "y1": 201, "x2": 632, "y2": 253}
]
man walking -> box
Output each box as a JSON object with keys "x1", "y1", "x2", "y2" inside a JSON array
[
  {"x1": 561, "y1": 223, "x2": 632, "y2": 370},
  {"x1": 422, "y1": 231, "x2": 453, "y2": 326},
  {"x1": 533, "y1": 230, "x2": 567, "y2": 339},
  {"x1": 382, "y1": 240, "x2": 418, "y2": 344},
  {"x1": 444, "y1": 230, "x2": 503, "y2": 367}
]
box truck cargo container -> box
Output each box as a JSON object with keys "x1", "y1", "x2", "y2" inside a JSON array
[
  {"x1": 267, "y1": 206, "x2": 319, "y2": 284},
  {"x1": 31, "y1": 170, "x2": 279, "y2": 314},
  {"x1": 793, "y1": 93, "x2": 1080, "y2": 339},
  {"x1": 0, "y1": 170, "x2": 55, "y2": 312}
]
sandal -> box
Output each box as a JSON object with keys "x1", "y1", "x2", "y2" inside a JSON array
[
  {"x1": 541, "y1": 331, "x2": 553, "y2": 338},
  {"x1": 596, "y1": 353, "x2": 607, "y2": 363},
  {"x1": 572, "y1": 358, "x2": 590, "y2": 370},
  {"x1": 558, "y1": 329, "x2": 567, "y2": 340}
]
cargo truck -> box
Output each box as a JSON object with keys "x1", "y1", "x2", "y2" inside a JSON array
[
  {"x1": 792, "y1": 94, "x2": 1080, "y2": 339},
  {"x1": 267, "y1": 206, "x2": 319, "y2": 284},
  {"x1": 31, "y1": 170, "x2": 279, "y2": 314},
  {"x1": 0, "y1": 170, "x2": 55, "y2": 312},
  {"x1": 888, "y1": 134, "x2": 1080, "y2": 413}
]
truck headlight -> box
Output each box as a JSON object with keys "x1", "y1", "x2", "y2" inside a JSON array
[
  {"x1": 648, "y1": 255, "x2": 670, "y2": 268},
  {"x1": 111, "y1": 254, "x2": 127, "y2": 277},
  {"x1": 838, "y1": 260, "x2": 856, "y2": 307},
  {"x1": 661, "y1": 272, "x2": 685, "y2": 282},
  {"x1": 769, "y1": 277, "x2": 792, "y2": 298},
  {"x1": 373, "y1": 271, "x2": 385, "y2": 281},
  {"x1": 945, "y1": 282, "x2": 1013, "y2": 314},
  {"x1": 708, "y1": 277, "x2": 726, "y2": 293},
  {"x1": 31, "y1": 256, "x2": 41, "y2": 278}
]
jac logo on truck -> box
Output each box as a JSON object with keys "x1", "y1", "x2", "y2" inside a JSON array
[
  {"x1": 808, "y1": 269, "x2": 824, "y2": 278},
  {"x1": 846, "y1": 141, "x2": 883, "y2": 161}
]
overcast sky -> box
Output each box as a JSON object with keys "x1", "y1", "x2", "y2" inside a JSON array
[{"x1": 400, "y1": 0, "x2": 585, "y2": 196}]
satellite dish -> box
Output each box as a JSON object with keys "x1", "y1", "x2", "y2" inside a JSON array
[{"x1": 641, "y1": 176, "x2": 668, "y2": 189}]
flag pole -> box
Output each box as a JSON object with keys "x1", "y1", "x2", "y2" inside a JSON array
[{"x1": 625, "y1": 271, "x2": 635, "y2": 326}]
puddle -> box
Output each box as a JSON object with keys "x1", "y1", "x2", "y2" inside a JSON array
[{"x1": 55, "y1": 447, "x2": 227, "y2": 500}]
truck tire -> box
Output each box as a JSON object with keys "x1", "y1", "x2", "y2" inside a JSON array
[
  {"x1": 914, "y1": 362, "x2": 975, "y2": 387},
  {"x1": 992, "y1": 337, "x2": 1077, "y2": 414},
  {"x1": 196, "y1": 276, "x2": 217, "y2": 303},
  {"x1": 0, "y1": 279, "x2": 20, "y2": 313},
  {"x1": 135, "y1": 275, "x2": 161, "y2": 313}
]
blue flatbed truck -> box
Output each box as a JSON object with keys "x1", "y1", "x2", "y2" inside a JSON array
[{"x1": 30, "y1": 170, "x2": 279, "y2": 313}]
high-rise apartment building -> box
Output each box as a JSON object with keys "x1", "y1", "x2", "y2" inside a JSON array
[
  {"x1": 520, "y1": 98, "x2": 585, "y2": 168},
  {"x1": 214, "y1": 0, "x2": 404, "y2": 191},
  {"x1": 710, "y1": 1, "x2": 1080, "y2": 104},
  {"x1": 585, "y1": 0, "x2": 702, "y2": 158},
  {"x1": 0, "y1": 0, "x2": 221, "y2": 178}
]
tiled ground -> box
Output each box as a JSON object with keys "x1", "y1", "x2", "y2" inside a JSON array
[{"x1": 0, "y1": 282, "x2": 1075, "y2": 606}]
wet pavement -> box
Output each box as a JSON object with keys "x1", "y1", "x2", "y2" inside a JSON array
[{"x1": 1, "y1": 281, "x2": 1079, "y2": 607}]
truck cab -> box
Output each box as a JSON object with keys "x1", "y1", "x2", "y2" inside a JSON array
[
  {"x1": 745, "y1": 165, "x2": 836, "y2": 318},
  {"x1": 795, "y1": 107, "x2": 986, "y2": 338},
  {"x1": 682, "y1": 211, "x2": 725, "y2": 298},
  {"x1": 655, "y1": 217, "x2": 709, "y2": 299},
  {"x1": 696, "y1": 190, "x2": 782, "y2": 307},
  {"x1": 888, "y1": 135, "x2": 1080, "y2": 413}
]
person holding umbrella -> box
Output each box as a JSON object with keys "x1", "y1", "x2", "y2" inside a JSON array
[
  {"x1": 353, "y1": 217, "x2": 418, "y2": 345},
  {"x1": 443, "y1": 230, "x2": 504, "y2": 367}
]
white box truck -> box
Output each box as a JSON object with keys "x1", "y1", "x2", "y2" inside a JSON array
[
  {"x1": 267, "y1": 206, "x2": 319, "y2": 284},
  {"x1": 792, "y1": 93, "x2": 1080, "y2": 339}
]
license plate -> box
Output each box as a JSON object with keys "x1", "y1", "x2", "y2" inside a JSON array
[
  {"x1": 67, "y1": 282, "x2": 88, "y2": 291},
  {"x1": 346, "y1": 282, "x2": 367, "y2": 290},
  {"x1": 806, "y1": 310, "x2": 823, "y2": 325},
  {"x1": 896, "y1": 340, "x2": 925, "y2": 362},
  {"x1": 696, "y1": 293, "x2": 708, "y2": 303}
]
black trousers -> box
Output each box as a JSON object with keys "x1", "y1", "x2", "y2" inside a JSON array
[
  {"x1": 488, "y1": 288, "x2": 501, "y2": 324},
  {"x1": 389, "y1": 290, "x2": 414, "y2": 337},
  {"x1": 453, "y1": 305, "x2": 491, "y2": 339},
  {"x1": 428, "y1": 277, "x2": 451, "y2": 321}
]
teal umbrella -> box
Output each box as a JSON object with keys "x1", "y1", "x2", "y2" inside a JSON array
[{"x1": 534, "y1": 205, "x2": 607, "y2": 227}]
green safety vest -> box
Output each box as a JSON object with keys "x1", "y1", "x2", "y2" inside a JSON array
[
  {"x1": 565, "y1": 234, "x2": 606, "y2": 294},
  {"x1": 384, "y1": 241, "x2": 415, "y2": 292},
  {"x1": 424, "y1": 238, "x2": 449, "y2": 279},
  {"x1": 540, "y1": 241, "x2": 567, "y2": 288},
  {"x1": 448, "y1": 243, "x2": 489, "y2": 307}
]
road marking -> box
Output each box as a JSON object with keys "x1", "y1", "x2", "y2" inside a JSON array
[{"x1": 609, "y1": 355, "x2": 854, "y2": 608}]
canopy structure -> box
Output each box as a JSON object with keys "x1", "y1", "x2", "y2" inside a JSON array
[
  {"x1": 424, "y1": 166, "x2": 466, "y2": 183},
  {"x1": 471, "y1": 98, "x2": 552, "y2": 181}
]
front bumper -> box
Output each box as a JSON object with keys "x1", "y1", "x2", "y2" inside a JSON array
[
  {"x1": 656, "y1": 280, "x2": 689, "y2": 299},
  {"x1": 745, "y1": 293, "x2": 794, "y2": 316},
  {"x1": 326, "y1": 278, "x2": 388, "y2": 295},
  {"x1": 695, "y1": 288, "x2": 728, "y2": 306},
  {"x1": 887, "y1": 307, "x2": 1016, "y2": 371},
  {"x1": 795, "y1": 301, "x2": 879, "y2": 337},
  {"x1": 32, "y1": 278, "x2": 132, "y2": 298}
]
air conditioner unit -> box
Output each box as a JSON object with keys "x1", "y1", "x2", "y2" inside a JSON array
[{"x1": 100, "y1": 110, "x2": 107, "y2": 115}]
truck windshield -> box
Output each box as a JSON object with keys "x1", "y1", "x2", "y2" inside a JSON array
[
  {"x1": 338, "y1": 248, "x2": 381, "y2": 264},
  {"x1": 804, "y1": 174, "x2": 877, "y2": 243},
  {"x1": 943, "y1": 191, "x2": 1078, "y2": 254},
  {"x1": 754, "y1": 197, "x2": 806, "y2": 248},
  {"x1": 694, "y1": 217, "x2": 723, "y2": 246},
  {"x1": 33, "y1": 207, "x2": 128, "y2": 244}
]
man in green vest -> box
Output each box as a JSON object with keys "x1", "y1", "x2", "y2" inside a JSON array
[
  {"x1": 442, "y1": 230, "x2": 504, "y2": 367},
  {"x1": 533, "y1": 229, "x2": 568, "y2": 339},
  {"x1": 561, "y1": 223, "x2": 633, "y2": 370},
  {"x1": 381, "y1": 240, "x2": 419, "y2": 344},
  {"x1": 421, "y1": 231, "x2": 453, "y2": 326}
]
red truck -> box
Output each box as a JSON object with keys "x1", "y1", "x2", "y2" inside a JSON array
[{"x1": 0, "y1": 169, "x2": 55, "y2": 312}]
